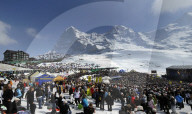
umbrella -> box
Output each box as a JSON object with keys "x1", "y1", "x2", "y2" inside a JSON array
[
  {"x1": 54, "y1": 76, "x2": 64, "y2": 81},
  {"x1": 103, "y1": 80, "x2": 110, "y2": 84}
]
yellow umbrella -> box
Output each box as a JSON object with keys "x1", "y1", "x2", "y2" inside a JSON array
[{"x1": 54, "y1": 76, "x2": 64, "y2": 81}]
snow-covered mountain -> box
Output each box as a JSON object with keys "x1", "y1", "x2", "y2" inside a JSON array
[
  {"x1": 38, "y1": 11, "x2": 192, "y2": 74},
  {"x1": 52, "y1": 11, "x2": 192, "y2": 55},
  {"x1": 153, "y1": 12, "x2": 192, "y2": 51},
  {"x1": 53, "y1": 25, "x2": 154, "y2": 55}
]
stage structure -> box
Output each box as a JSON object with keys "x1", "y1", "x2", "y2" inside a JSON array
[{"x1": 166, "y1": 65, "x2": 192, "y2": 82}]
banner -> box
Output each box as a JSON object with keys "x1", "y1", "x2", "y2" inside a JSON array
[
  {"x1": 96, "y1": 77, "x2": 98, "y2": 83},
  {"x1": 99, "y1": 77, "x2": 102, "y2": 83},
  {"x1": 88, "y1": 76, "x2": 91, "y2": 82}
]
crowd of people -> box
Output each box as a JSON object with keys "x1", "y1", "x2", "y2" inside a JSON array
[
  {"x1": 22, "y1": 62, "x2": 98, "y2": 73},
  {"x1": 0, "y1": 70, "x2": 191, "y2": 114}
]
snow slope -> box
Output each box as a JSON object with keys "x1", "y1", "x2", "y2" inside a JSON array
[{"x1": 47, "y1": 11, "x2": 192, "y2": 74}]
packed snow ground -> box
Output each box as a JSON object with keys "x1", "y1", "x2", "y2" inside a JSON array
[
  {"x1": 19, "y1": 92, "x2": 192, "y2": 114},
  {"x1": 61, "y1": 48, "x2": 192, "y2": 75}
]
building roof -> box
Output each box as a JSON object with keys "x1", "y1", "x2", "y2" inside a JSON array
[
  {"x1": 3, "y1": 50, "x2": 29, "y2": 55},
  {"x1": 166, "y1": 65, "x2": 192, "y2": 70},
  {"x1": 4, "y1": 50, "x2": 17, "y2": 54}
]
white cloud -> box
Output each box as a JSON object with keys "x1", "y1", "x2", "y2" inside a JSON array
[
  {"x1": 152, "y1": 0, "x2": 192, "y2": 14},
  {"x1": 26, "y1": 28, "x2": 37, "y2": 37},
  {"x1": 0, "y1": 20, "x2": 17, "y2": 46},
  {"x1": 152, "y1": 0, "x2": 162, "y2": 15}
]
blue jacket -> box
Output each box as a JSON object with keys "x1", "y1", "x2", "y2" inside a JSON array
[
  {"x1": 82, "y1": 98, "x2": 88, "y2": 107},
  {"x1": 15, "y1": 89, "x2": 22, "y2": 98},
  {"x1": 104, "y1": 92, "x2": 108, "y2": 98},
  {"x1": 175, "y1": 95, "x2": 183, "y2": 103}
]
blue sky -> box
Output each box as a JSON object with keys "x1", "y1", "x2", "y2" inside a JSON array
[{"x1": 1, "y1": 0, "x2": 192, "y2": 60}]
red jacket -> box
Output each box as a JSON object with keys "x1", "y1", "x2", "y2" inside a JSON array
[
  {"x1": 90, "y1": 87, "x2": 94, "y2": 94},
  {"x1": 24, "y1": 83, "x2": 26, "y2": 87}
]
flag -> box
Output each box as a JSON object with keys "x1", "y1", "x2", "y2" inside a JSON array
[
  {"x1": 99, "y1": 77, "x2": 102, "y2": 83},
  {"x1": 88, "y1": 76, "x2": 91, "y2": 82},
  {"x1": 96, "y1": 77, "x2": 98, "y2": 83}
]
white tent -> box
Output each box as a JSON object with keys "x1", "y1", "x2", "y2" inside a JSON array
[
  {"x1": 103, "y1": 79, "x2": 110, "y2": 84},
  {"x1": 24, "y1": 73, "x2": 30, "y2": 76},
  {"x1": 46, "y1": 72, "x2": 52, "y2": 75},
  {"x1": 102, "y1": 76, "x2": 111, "y2": 80}
]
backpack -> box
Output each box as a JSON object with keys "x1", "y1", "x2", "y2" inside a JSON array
[{"x1": 78, "y1": 104, "x2": 83, "y2": 110}]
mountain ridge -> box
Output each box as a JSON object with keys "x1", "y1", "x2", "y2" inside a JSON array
[
  {"x1": 52, "y1": 11, "x2": 192, "y2": 55},
  {"x1": 52, "y1": 25, "x2": 154, "y2": 55}
]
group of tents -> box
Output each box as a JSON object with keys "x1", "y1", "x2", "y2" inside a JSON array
[
  {"x1": 29, "y1": 71, "x2": 122, "y2": 85},
  {"x1": 29, "y1": 71, "x2": 66, "y2": 85},
  {"x1": 79, "y1": 75, "x2": 122, "y2": 84}
]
